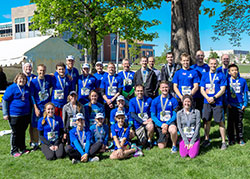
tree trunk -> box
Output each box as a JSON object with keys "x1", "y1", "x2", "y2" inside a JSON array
[
  {"x1": 171, "y1": 0, "x2": 201, "y2": 64},
  {"x1": 125, "y1": 40, "x2": 129, "y2": 59},
  {"x1": 90, "y1": 27, "x2": 98, "y2": 73}
]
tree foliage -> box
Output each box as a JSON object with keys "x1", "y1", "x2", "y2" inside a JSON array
[{"x1": 31, "y1": 0, "x2": 162, "y2": 68}]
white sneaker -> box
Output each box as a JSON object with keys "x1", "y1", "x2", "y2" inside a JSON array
[
  {"x1": 89, "y1": 156, "x2": 100, "y2": 162},
  {"x1": 72, "y1": 158, "x2": 80, "y2": 164}
]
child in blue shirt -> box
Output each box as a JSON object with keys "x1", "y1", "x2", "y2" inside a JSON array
[
  {"x1": 66, "y1": 113, "x2": 100, "y2": 163},
  {"x1": 227, "y1": 64, "x2": 248, "y2": 146},
  {"x1": 77, "y1": 63, "x2": 97, "y2": 105},
  {"x1": 37, "y1": 102, "x2": 64, "y2": 160},
  {"x1": 90, "y1": 113, "x2": 109, "y2": 153},
  {"x1": 151, "y1": 81, "x2": 178, "y2": 153},
  {"x1": 110, "y1": 111, "x2": 143, "y2": 160}
]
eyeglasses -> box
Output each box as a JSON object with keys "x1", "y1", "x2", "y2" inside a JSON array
[{"x1": 197, "y1": 55, "x2": 204, "y2": 57}]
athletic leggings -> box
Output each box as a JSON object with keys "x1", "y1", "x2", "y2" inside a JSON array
[
  {"x1": 179, "y1": 138, "x2": 200, "y2": 159},
  {"x1": 41, "y1": 143, "x2": 64, "y2": 160},
  {"x1": 65, "y1": 142, "x2": 102, "y2": 160}
]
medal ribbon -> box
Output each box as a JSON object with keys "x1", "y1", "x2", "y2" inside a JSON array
[
  {"x1": 209, "y1": 72, "x2": 217, "y2": 87},
  {"x1": 47, "y1": 117, "x2": 55, "y2": 131},
  {"x1": 166, "y1": 64, "x2": 174, "y2": 81},
  {"x1": 37, "y1": 78, "x2": 46, "y2": 92},
  {"x1": 160, "y1": 95, "x2": 169, "y2": 113},
  {"x1": 57, "y1": 75, "x2": 65, "y2": 90},
  {"x1": 17, "y1": 84, "x2": 25, "y2": 100},
  {"x1": 123, "y1": 71, "x2": 130, "y2": 81},
  {"x1": 141, "y1": 68, "x2": 148, "y2": 84},
  {"x1": 108, "y1": 75, "x2": 115, "y2": 87},
  {"x1": 70, "y1": 103, "x2": 77, "y2": 117},
  {"x1": 77, "y1": 128, "x2": 85, "y2": 148},
  {"x1": 136, "y1": 97, "x2": 144, "y2": 114},
  {"x1": 82, "y1": 75, "x2": 89, "y2": 88}
]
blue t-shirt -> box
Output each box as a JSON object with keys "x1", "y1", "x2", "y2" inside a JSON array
[
  {"x1": 84, "y1": 102, "x2": 105, "y2": 127},
  {"x1": 110, "y1": 107, "x2": 132, "y2": 126},
  {"x1": 3, "y1": 83, "x2": 31, "y2": 116},
  {"x1": 30, "y1": 75, "x2": 53, "y2": 112},
  {"x1": 26, "y1": 74, "x2": 37, "y2": 87},
  {"x1": 129, "y1": 96, "x2": 152, "y2": 129},
  {"x1": 111, "y1": 123, "x2": 130, "y2": 150},
  {"x1": 37, "y1": 115, "x2": 64, "y2": 144},
  {"x1": 172, "y1": 68, "x2": 200, "y2": 98},
  {"x1": 217, "y1": 66, "x2": 229, "y2": 79},
  {"x1": 118, "y1": 71, "x2": 135, "y2": 92},
  {"x1": 65, "y1": 67, "x2": 79, "y2": 91},
  {"x1": 227, "y1": 77, "x2": 248, "y2": 108},
  {"x1": 100, "y1": 74, "x2": 123, "y2": 102},
  {"x1": 190, "y1": 64, "x2": 210, "y2": 98},
  {"x1": 77, "y1": 74, "x2": 97, "y2": 105},
  {"x1": 150, "y1": 95, "x2": 178, "y2": 127},
  {"x1": 51, "y1": 74, "x2": 72, "y2": 108},
  {"x1": 200, "y1": 71, "x2": 227, "y2": 105},
  {"x1": 69, "y1": 127, "x2": 91, "y2": 155},
  {"x1": 94, "y1": 71, "x2": 108, "y2": 88},
  {"x1": 90, "y1": 124, "x2": 109, "y2": 146}
]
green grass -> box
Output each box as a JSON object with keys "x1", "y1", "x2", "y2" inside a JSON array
[{"x1": 1, "y1": 108, "x2": 250, "y2": 179}]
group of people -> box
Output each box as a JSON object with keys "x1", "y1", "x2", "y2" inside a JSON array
[{"x1": 2, "y1": 50, "x2": 248, "y2": 163}]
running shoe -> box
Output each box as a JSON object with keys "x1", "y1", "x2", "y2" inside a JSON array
[
  {"x1": 72, "y1": 158, "x2": 80, "y2": 164},
  {"x1": 239, "y1": 140, "x2": 245, "y2": 146},
  {"x1": 12, "y1": 152, "x2": 21, "y2": 158},
  {"x1": 89, "y1": 156, "x2": 100, "y2": 162},
  {"x1": 201, "y1": 140, "x2": 211, "y2": 148},
  {"x1": 171, "y1": 146, "x2": 178, "y2": 154},
  {"x1": 221, "y1": 142, "x2": 227, "y2": 150},
  {"x1": 21, "y1": 149, "x2": 30, "y2": 155},
  {"x1": 133, "y1": 150, "x2": 144, "y2": 157}
]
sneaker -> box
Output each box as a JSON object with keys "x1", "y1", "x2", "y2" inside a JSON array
[
  {"x1": 239, "y1": 140, "x2": 245, "y2": 146},
  {"x1": 146, "y1": 141, "x2": 153, "y2": 150},
  {"x1": 21, "y1": 149, "x2": 30, "y2": 155},
  {"x1": 133, "y1": 150, "x2": 144, "y2": 157},
  {"x1": 171, "y1": 146, "x2": 178, "y2": 154},
  {"x1": 12, "y1": 152, "x2": 21, "y2": 158},
  {"x1": 221, "y1": 142, "x2": 227, "y2": 150},
  {"x1": 89, "y1": 156, "x2": 100, "y2": 162},
  {"x1": 201, "y1": 140, "x2": 211, "y2": 148},
  {"x1": 72, "y1": 158, "x2": 80, "y2": 164},
  {"x1": 32, "y1": 145, "x2": 40, "y2": 151}
]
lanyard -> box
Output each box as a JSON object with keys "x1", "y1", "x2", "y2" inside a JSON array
[
  {"x1": 77, "y1": 128, "x2": 85, "y2": 148},
  {"x1": 141, "y1": 69, "x2": 148, "y2": 84},
  {"x1": 57, "y1": 75, "x2": 65, "y2": 90},
  {"x1": 136, "y1": 97, "x2": 144, "y2": 114},
  {"x1": 166, "y1": 64, "x2": 174, "y2": 80},
  {"x1": 69, "y1": 68, "x2": 73, "y2": 78},
  {"x1": 70, "y1": 103, "x2": 77, "y2": 117},
  {"x1": 37, "y1": 78, "x2": 46, "y2": 92},
  {"x1": 17, "y1": 84, "x2": 25, "y2": 99},
  {"x1": 95, "y1": 125, "x2": 104, "y2": 139},
  {"x1": 209, "y1": 72, "x2": 217, "y2": 86},
  {"x1": 222, "y1": 68, "x2": 228, "y2": 78},
  {"x1": 27, "y1": 76, "x2": 32, "y2": 87},
  {"x1": 108, "y1": 75, "x2": 115, "y2": 87},
  {"x1": 82, "y1": 75, "x2": 89, "y2": 88},
  {"x1": 160, "y1": 95, "x2": 169, "y2": 112},
  {"x1": 47, "y1": 117, "x2": 55, "y2": 131},
  {"x1": 123, "y1": 71, "x2": 130, "y2": 81},
  {"x1": 230, "y1": 77, "x2": 239, "y2": 86}
]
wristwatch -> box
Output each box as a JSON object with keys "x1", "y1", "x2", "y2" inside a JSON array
[{"x1": 213, "y1": 96, "x2": 216, "y2": 100}]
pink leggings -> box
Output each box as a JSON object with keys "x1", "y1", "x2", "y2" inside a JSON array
[{"x1": 179, "y1": 138, "x2": 200, "y2": 158}]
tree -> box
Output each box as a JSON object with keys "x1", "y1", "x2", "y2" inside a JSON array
[
  {"x1": 31, "y1": 0, "x2": 162, "y2": 70},
  {"x1": 208, "y1": 48, "x2": 219, "y2": 59},
  {"x1": 156, "y1": 43, "x2": 171, "y2": 64},
  {"x1": 129, "y1": 43, "x2": 141, "y2": 62}
]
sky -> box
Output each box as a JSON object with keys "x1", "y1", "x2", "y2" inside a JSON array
[{"x1": 1, "y1": 0, "x2": 249, "y2": 56}]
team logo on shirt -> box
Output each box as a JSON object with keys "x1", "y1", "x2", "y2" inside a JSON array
[
  {"x1": 188, "y1": 74, "x2": 193, "y2": 78},
  {"x1": 144, "y1": 102, "x2": 149, "y2": 107},
  {"x1": 87, "y1": 80, "x2": 92, "y2": 84},
  {"x1": 182, "y1": 73, "x2": 186, "y2": 75},
  {"x1": 66, "y1": 82, "x2": 69, "y2": 86},
  {"x1": 168, "y1": 102, "x2": 172, "y2": 106},
  {"x1": 202, "y1": 69, "x2": 206, "y2": 72},
  {"x1": 215, "y1": 77, "x2": 219, "y2": 80}
]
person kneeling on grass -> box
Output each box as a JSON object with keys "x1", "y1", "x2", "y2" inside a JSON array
[
  {"x1": 177, "y1": 95, "x2": 201, "y2": 158},
  {"x1": 110, "y1": 111, "x2": 143, "y2": 160},
  {"x1": 90, "y1": 113, "x2": 109, "y2": 153},
  {"x1": 65, "y1": 113, "x2": 100, "y2": 164},
  {"x1": 38, "y1": 102, "x2": 64, "y2": 160}
]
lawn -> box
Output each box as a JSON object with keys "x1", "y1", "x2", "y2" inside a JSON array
[{"x1": 0, "y1": 107, "x2": 250, "y2": 179}]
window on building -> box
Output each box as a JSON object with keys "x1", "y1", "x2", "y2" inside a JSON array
[{"x1": 15, "y1": 17, "x2": 26, "y2": 33}]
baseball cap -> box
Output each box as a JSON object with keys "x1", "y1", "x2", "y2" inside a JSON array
[
  {"x1": 95, "y1": 113, "x2": 104, "y2": 119},
  {"x1": 66, "y1": 55, "x2": 75, "y2": 60},
  {"x1": 69, "y1": 91, "x2": 77, "y2": 96},
  {"x1": 115, "y1": 110, "x2": 125, "y2": 117},
  {"x1": 96, "y1": 61, "x2": 103, "y2": 66},
  {"x1": 76, "y1": 113, "x2": 85, "y2": 120},
  {"x1": 82, "y1": 63, "x2": 90, "y2": 69},
  {"x1": 116, "y1": 95, "x2": 125, "y2": 102}
]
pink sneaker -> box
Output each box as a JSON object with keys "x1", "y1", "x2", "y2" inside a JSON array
[{"x1": 12, "y1": 152, "x2": 21, "y2": 158}]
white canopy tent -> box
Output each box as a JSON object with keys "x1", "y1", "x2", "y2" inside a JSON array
[{"x1": 0, "y1": 36, "x2": 82, "y2": 81}]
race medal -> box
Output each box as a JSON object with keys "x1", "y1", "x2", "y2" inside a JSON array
[
  {"x1": 168, "y1": 77, "x2": 173, "y2": 82},
  {"x1": 47, "y1": 131, "x2": 58, "y2": 142},
  {"x1": 21, "y1": 96, "x2": 25, "y2": 101},
  {"x1": 70, "y1": 117, "x2": 77, "y2": 127},
  {"x1": 81, "y1": 87, "x2": 90, "y2": 96},
  {"x1": 54, "y1": 90, "x2": 64, "y2": 100},
  {"x1": 38, "y1": 90, "x2": 49, "y2": 101},
  {"x1": 124, "y1": 79, "x2": 132, "y2": 86},
  {"x1": 160, "y1": 111, "x2": 171, "y2": 122},
  {"x1": 108, "y1": 86, "x2": 117, "y2": 96},
  {"x1": 138, "y1": 113, "x2": 148, "y2": 121},
  {"x1": 183, "y1": 127, "x2": 195, "y2": 138},
  {"x1": 181, "y1": 86, "x2": 191, "y2": 95},
  {"x1": 205, "y1": 84, "x2": 215, "y2": 94}
]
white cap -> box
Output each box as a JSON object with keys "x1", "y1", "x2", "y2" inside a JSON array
[
  {"x1": 66, "y1": 55, "x2": 75, "y2": 60},
  {"x1": 76, "y1": 113, "x2": 85, "y2": 120},
  {"x1": 115, "y1": 110, "x2": 125, "y2": 117},
  {"x1": 69, "y1": 91, "x2": 77, "y2": 96},
  {"x1": 116, "y1": 95, "x2": 125, "y2": 102},
  {"x1": 82, "y1": 63, "x2": 90, "y2": 69},
  {"x1": 95, "y1": 113, "x2": 104, "y2": 119},
  {"x1": 96, "y1": 61, "x2": 103, "y2": 66}
]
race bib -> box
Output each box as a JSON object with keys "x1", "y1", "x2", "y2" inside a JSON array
[
  {"x1": 38, "y1": 90, "x2": 49, "y2": 101},
  {"x1": 124, "y1": 79, "x2": 132, "y2": 86},
  {"x1": 160, "y1": 111, "x2": 171, "y2": 122},
  {"x1": 138, "y1": 113, "x2": 149, "y2": 122},
  {"x1": 47, "y1": 131, "x2": 58, "y2": 142},
  {"x1": 231, "y1": 83, "x2": 241, "y2": 94},
  {"x1": 81, "y1": 87, "x2": 90, "y2": 96},
  {"x1": 181, "y1": 86, "x2": 191, "y2": 95},
  {"x1": 205, "y1": 84, "x2": 215, "y2": 94},
  {"x1": 54, "y1": 90, "x2": 64, "y2": 100},
  {"x1": 108, "y1": 86, "x2": 117, "y2": 96},
  {"x1": 183, "y1": 127, "x2": 195, "y2": 138},
  {"x1": 70, "y1": 117, "x2": 77, "y2": 127}
]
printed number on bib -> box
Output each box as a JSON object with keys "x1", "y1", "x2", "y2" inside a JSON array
[
  {"x1": 182, "y1": 86, "x2": 191, "y2": 95},
  {"x1": 81, "y1": 87, "x2": 90, "y2": 96},
  {"x1": 231, "y1": 83, "x2": 241, "y2": 94},
  {"x1": 183, "y1": 127, "x2": 195, "y2": 138},
  {"x1": 108, "y1": 86, "x2": 117, "y2": 96},
  {"x1": 54, "y1": 90, "x2": 64, "y2": 100},
  {"x1": 47, "y1": 131, "x2": 58, "y2": 142}
]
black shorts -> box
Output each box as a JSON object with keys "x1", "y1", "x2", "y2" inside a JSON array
[
  {"x1": 194, "y1": 98, "x2": 204, "y2": 115},
  {"x1": 156, "y1": 122, "x2": 176, "y2": 143},
  {"x1": 202, "y1": 103, "x2": 224, "y2": 123}
]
